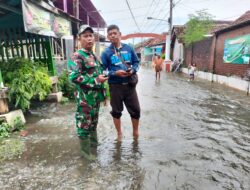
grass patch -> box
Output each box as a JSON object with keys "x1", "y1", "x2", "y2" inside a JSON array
[{"x1": 0, "y1": 138, "x2": 25, "y2": 162}]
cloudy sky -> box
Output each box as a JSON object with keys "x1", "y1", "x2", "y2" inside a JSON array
[{"x1": 92, "y1": 0, "x2": 250, "y2": 37}]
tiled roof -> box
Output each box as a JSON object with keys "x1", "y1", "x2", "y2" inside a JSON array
[
  {"x1": 232, "y1": 10, "x2": 250, "y2": 25},
  {"x1": 210, "y1": 20, "x2": 233, "y2": 33},
  {"x1": 215, "y1": 10, "x2": 250, "y2": 33},
  {"x1": 135, "y1": 33, "x2": 167, "y2": 50}
]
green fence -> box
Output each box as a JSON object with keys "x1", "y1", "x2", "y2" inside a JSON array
[
  {"x1": 0, "y1": 69, "x2": 3, "y2": 88},
  {"x1": 0, "y1": 27, "x2": 56, "y2": 76}
]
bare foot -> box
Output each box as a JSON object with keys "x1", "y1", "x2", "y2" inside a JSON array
[{"x1": 116, "y1": 133, "x2": 123, "y2": 142}]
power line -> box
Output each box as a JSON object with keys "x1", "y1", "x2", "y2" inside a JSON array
[
  {"x1": 140, "y1": 0, "x2": 157, "y2": 27},
  {"x1": 125, "y1": 0, "x2": 141, "y2": 32},
  {"x1": 142, "y1": 0, "x2": 164, "y2": 30},
  {"x1": 150, "y1": 0, "x2": 183, "y2": 32},
  {"x1": 108, "y1": 14, "x2": 146, "y2": 22},
  {"x1": 101, "y1": 5, "x2": 153, "y2": 14},
  {"x1": 174, "y1": 0, "x2": 182, "y2": 7},
  {"x1": 150, "y1": 10, "x2": 170, "y2": 32},
  {"x1": 101, "y1": 0, "x2": 170, "y2": 14}
]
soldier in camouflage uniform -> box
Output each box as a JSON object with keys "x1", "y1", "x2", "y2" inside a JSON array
[{"x1": 68, "y1": 25, "x2": 108, "y2": 159}]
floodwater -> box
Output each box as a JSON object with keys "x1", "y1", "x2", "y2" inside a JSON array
[{"x1": 0, "y1": 67, "x2": 250, "y2": 190}]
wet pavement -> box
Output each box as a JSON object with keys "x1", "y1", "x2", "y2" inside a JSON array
[{"x1": 0, "y1": 67, "x2": 250, "y2": 190}]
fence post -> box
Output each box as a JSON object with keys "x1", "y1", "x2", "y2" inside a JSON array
[
  {"x1": 0, "y1": 69, "x2": 3, "y2": 88},
  {"x1": 45, "y1": 38, "x2": 57, "y2": 76},
  {"x1": 0, "y1": 69, "x2": 9, "y2": 114}
]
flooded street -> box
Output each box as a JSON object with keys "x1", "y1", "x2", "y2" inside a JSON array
[{"x1": 0, "y1": 67, "x2": 250, "y2": 190}]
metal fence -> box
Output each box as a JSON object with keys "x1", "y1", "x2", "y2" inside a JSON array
[{"x1": 0, "y1": 27, "x2": 56, "y2": 76}]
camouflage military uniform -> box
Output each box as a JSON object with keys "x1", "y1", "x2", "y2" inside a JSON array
[{"x1": 68, "y1": 49, "x2": 106, "y2": 138}]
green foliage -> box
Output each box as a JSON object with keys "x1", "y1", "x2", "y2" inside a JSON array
[
  {"x1": 60, "y1": 96, "x2": 69, "y2": 105},
  {"x1": 58, "y1": 70, "x2": 75, "y2": 99},
  {"x1": 0, "y1": 117, "x2": 25, "y2": 138},
  {"x1": 13, "y1": 117, "x2": 25, "y2": 131},
  {"x1": 161, "y1": 54, "x2": 165, "y2": 60},
  {"x1": 183, "y1": 10, "x2": 214, "y2": 46},
  {"x1": 0, "y1": 121, "x2": 12, "y2": 138},
  {"x1": 0, "y1": 58, "x2": 52, "y2": 110}
]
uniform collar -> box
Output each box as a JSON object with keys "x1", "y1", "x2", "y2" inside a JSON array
[{"x1": 81, "y1": 48, "x2": 93, "y2": 54}]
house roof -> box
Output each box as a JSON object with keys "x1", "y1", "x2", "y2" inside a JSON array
[
  {"x1": 232, "y1": 10, "x2": 250, "y2": 25},
  {"x1": 170, "y1": 20, "x2": 232, "y2": 44},
  {"x1": 134, "y1": 33, "x2": 167, "y2": 51},
  {"x1": 0, "y1": 0, "x2": 22, "y2": 16},
  {"x1": 210, "y1": 20, "x2": 233, "y2": 33},
  {"x1": 215, "y1": 10, "x2": 250, "y2": 34},
  {"x1": 134, "y1": 38, "x2": 155, "y2": 51},
  {"x1": 148, "y1": 33, "x2": 167, "y2": 47}
]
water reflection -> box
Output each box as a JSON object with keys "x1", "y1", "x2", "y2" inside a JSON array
[
  {"x1": 79, "y1": 135, "x2": 98, "y2": 161},
  {"x1": 110, "y1": 139, "x2": 144, "y2": 190},
  {"x1": 90, "y1": 138, "x2": 145, "y2": 190},
  {"x1": 0, "y1": 68, "x2": 250, "y2": 189}
]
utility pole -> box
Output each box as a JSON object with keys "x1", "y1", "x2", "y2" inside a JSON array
[
  {"x1": 169, "y1": 0, "x2": 173, "y2": 31},
  {"x1": 165, "y1": 0, "x2": 173, "y2": 62}
]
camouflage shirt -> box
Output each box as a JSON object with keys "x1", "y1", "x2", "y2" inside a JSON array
[{"x1": 68, "y1": 48, "x2": 106, "y2": 103}]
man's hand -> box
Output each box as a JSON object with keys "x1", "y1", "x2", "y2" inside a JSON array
[
  {"x1": 126, "y1": 70, "x2": 133, "y2": 76},
  {"x1": 97, "y1": 74, "x2": 108, "y2": 83},
  {"x1": 115, "y1": 70, "x2": 130, "y2": 77}
]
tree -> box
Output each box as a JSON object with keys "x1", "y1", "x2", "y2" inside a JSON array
[{"x1": 183, "y1": 10, "x2": 214, "y2": 46}]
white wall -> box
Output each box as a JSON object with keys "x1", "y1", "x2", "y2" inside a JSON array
[
  {"x1": 181, "y1": 68, "x2": 250, "y2": 93},
  {"x1": 173, "y1": 40, "x2": 184, "y2": 62}
]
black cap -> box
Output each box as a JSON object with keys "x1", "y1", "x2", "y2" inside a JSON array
[{"x1": 78, "y1": 25, "x2": 94, "y2": 36}]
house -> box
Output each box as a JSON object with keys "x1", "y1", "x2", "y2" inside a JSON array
[
  {"x1": 135, "y1": 34, "x2": 166, "y2": 65},
  {"x1": 181, "y1": 11, "x2": 250, "y2": 93},
  {"x1": 170, "y1": 25, "x2": 185, "y2": 62},
  {"x1": 183, "y1": 20, "x2": 234, "y2": 72},
  {"x1": 212, "y1": 11, "x2": 250, "y2": 77},
  {"x1": 0, "y1": 0, "x2": 106, "y2": 118}
]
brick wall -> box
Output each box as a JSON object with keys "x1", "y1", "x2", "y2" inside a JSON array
[
  {"x1": 192, "y1": 38, "x2": 213, "y2": 71},
  {"x1": 184, "y1": 46, "x2": 192, "y2": 67},
  {"x1": 184, "y1": 38, "x2": 213, "y2": 71},
  {"x1": 214, "y1": 25, "x2": 250, "y2": 77}
]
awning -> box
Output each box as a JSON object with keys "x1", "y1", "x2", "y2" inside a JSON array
[{"x1": 53, "y1": 0, "x2": 106, "y2": 28}]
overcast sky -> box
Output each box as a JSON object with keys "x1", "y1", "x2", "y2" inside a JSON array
[{"x1": 92, "y1": 0, "x2": 250, "y2": 36}]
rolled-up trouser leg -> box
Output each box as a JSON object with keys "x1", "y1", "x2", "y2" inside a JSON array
[
  {"x1": 109, "y1": 84, "x2": 124, "y2": 119},
  {"x1": 109, "y1": 84, "x2": 140, "y2": 119},
  {"x1": 124, "y1": 86, "x2": 140, "y2": 119}
]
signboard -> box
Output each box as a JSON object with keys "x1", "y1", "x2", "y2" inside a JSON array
[
  {"x1": 223, "y1": 34, "x2": 250, "y2": 64},
  {"x1": 144, "y1": 47, "x2": 152, "y2": 55},
  {"x1": 22, "y1": 0, "x2": 71, "y2": 38},
  {"x1": 53, "y1": 16, "x2": 71, "y2": 37},
  {"x1": 155, "y1": 47, "x2": 162, "y2": 55}
]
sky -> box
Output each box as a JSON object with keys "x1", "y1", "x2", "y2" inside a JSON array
[{"x1": 92, "y1": 0, "x2": 250, "y2": 43}]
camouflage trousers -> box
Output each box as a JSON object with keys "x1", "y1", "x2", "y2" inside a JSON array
[{"x1": 75, "y1": 90, "x2": 101, "y2": 138}]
